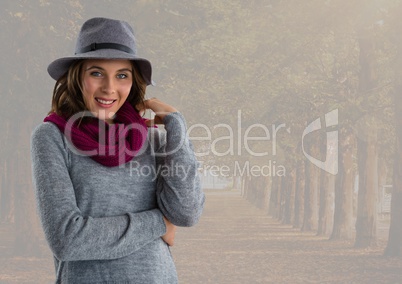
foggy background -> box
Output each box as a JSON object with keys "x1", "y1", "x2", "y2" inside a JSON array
[{"x1": 1, "y1": 0, "x2": 402, "y2": 283}]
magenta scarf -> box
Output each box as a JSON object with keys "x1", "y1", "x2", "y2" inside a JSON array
[{"x1": 44, "y1": 101, "x2": 148, "y2": 167}]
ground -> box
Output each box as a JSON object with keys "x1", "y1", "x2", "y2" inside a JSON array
[
  {"x1": 172, "y1": 190, "x2": 402, "y2": 283},
  {"x1": 1, "y1": 190, "x2": 401, "y2": 283}
]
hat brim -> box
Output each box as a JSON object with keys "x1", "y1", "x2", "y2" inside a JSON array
[{"x1": 47, "y1": 49, "x2": 153, "y2": 85}]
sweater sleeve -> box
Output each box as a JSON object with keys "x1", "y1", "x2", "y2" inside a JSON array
[
  {"x1": 154, "y1": 112, "x2": 205, "y2": 227},
  {"x1": 30, "y1": 123, "x2": 166, "y2": 262}
]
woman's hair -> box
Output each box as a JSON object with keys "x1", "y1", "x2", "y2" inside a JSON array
[{"x1": 49, "y1": 59, "x2": 147, "y2": 119}]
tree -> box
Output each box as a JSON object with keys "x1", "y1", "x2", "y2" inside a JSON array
[
  {"x1": 317, "y1": 169, "x2": 335, "y2": 236},
  {"x1": 330, "y1": 128, "x2": 356, "y2": 240},
  {"x1": 384, "y1": 0, "x2": 402, "y2": 256},
  {"x1": 354, "y1": 33, "x2": 379, "y2": 248},
  {"x1": 301, "y1": 142, "x2": 320, "y2": 231}
]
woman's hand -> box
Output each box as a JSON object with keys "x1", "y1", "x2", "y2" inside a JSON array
[
  {"x1": 139, "y1": 98, "x2": 178, "y2": 126},
  {"x1": 162, "y1": 216, "x2": 177, "y2": 246}
]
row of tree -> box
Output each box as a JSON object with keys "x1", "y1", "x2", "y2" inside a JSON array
[
  {"x1": 224, "y1": 0, "x2": 402, "y2": 256},
  {"x1": 1, "y1": 0, "x2": 402, "y2": 257}
]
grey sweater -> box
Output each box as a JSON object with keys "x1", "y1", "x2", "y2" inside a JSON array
[{"x1": 31, "y1": 112, "x2": 205, "y2": 284}]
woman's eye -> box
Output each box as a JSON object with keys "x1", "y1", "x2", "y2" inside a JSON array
[
  {"x1": 117, "y1": 73, "x2": 128, "y2": 79},
  {"x1": 90, "y1": 71, "x2": 102, "y2": 77}
]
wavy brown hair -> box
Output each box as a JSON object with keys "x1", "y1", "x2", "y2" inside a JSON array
[{"x1": 49, "y1": 59, "x2": 147, "y2": 120}]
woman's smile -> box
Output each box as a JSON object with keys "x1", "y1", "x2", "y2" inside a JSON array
[{"x1": 95, "y1": 97, "x2": 117, "y2": 107}]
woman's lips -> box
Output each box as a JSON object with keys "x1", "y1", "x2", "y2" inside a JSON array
[{"x1": 95, "y1": 98, "x2": 116, "y2": 108}]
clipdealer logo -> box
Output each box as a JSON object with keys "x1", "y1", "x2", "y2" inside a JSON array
[
  {"x1": 60, "y1": 108, "x2": 339, "y2": 176},
  {"x1": 191, "y1": 109, "x2": 339, "y2": 177},
  {"x1": 302, "y1": 109, "x2": 338, "y2": 175}
]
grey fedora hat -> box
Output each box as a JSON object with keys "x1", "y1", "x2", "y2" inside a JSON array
[{"x1": 47, "y1": 17, "x2": 153, "y2": 85}]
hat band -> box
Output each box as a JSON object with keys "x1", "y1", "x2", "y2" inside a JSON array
[{"x1": 75, "y1": 42, "x2": 135, "y2": 55}]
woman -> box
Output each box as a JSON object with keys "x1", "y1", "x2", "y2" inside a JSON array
[{"x1": 31, "y1": 17, "x2": 204, "y2": 283}]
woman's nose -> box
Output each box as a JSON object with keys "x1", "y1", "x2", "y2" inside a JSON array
[{"x1": 101, "y1": 78, "x2": 116, "y2": 94}]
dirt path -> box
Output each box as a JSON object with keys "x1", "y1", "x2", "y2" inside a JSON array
[
  {"x1": 172, "y1": 191, "x2": 402, "y2": 284},
  {"x1": 1, "y1": 190, "x2": 401, "y2": 283}
]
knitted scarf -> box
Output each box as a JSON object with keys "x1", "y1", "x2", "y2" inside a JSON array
[{"x1": 44, "y1": 101, "x2": 148, "y2": 167}]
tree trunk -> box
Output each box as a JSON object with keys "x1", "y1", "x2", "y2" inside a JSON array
[
  {"x1": 263, "y1": 176, "x2": 272, "y2": 212},
  {"x1": 246, "y1": 176, "x2": 254, "y2": 203},
  {"x1": 282, "y1": 168, "x2": 296, "y2": 225},
  {"x1": 281, "y1": 174, "x2": 290, "y2": 224},
  {"x1": 241, "y1": 175, "x2": 247, "y2": 197},
  {"x1": 354, "y1": 34, "x2": 379, "y2": 248},
  {"x1": 384, "y1": 2, "x2": 402, "y2": 256},
  {"x1": 317, "y1": 170, "x2": 335, "y2": 236},
  {"x1": 377, "y1": 157, "x2": 388, "y2": 219},
  {"x1": 278, "y1": 176, "x2": 286, "y2": 222},
  {"x1": 384, "y1": 123, "x2": 402, "y2": 256},
  {"x1": 302, "y1": 144, "x2": 319, "y2": 232},
  {"x1": 384, "y1": 85, "x2": 402, "y2": 256},
  {"x1": 355, "y1": 127, "x2": 378, "y2": 247},
  {"x1": 293, "y1": 159, "x2": 305, "y2": 228},
  {"x1": 317, "y1": 131, "x2": 335, "y2": 236},
  {"x1": 268, "y1": 177, "x2": 279, "y2": 217},
  {"x1": 242, "y1": 175, "x2": 250, "y2": 199},
  {"x1": 330, "y1": 128, "x2": 356, "y2": 240},
  {"x1": 288, "y1": 168, "x2": 296, "y2": 225}
]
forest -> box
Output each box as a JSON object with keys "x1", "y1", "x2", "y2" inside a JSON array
[{"x1": 1, "y1": 0, "x2": 402, "y2": 282}]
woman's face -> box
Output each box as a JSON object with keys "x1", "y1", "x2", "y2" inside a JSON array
[{"x1": 81, "y1": 59, "x2": 133, "y2": 124}]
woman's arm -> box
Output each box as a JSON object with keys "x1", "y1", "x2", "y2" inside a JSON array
[
  {"x1": 143, "y1": 98, "x2": 205, "y2": 227},
  {"x1": 31, "y1": 123, "x2": 168, "y2": 262}
]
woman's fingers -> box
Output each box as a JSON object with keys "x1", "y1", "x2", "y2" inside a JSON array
[
  {"x1": 137, "y1": 98, "x2": 177, "y2": 126},
  {"x1": 162, "y1": 217, "x2": 177, "y2": 246},
  {"x1": 143, "y1": 98, "x2": 177, "y2": 121}
]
